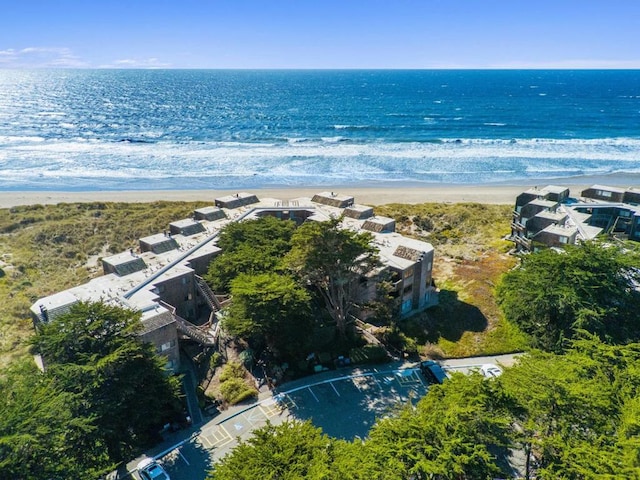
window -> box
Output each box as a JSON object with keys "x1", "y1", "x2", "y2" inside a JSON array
[
  {"x1": 160, "y1": 340, "x2": 175, "y2": 352},
  {"x1": 403, "y1": 267, "x2": 414, "y2": 279},
  {"x1": 401, "y1": 299, "x2": 412, "y2": 313},
  {"x1": 559, "y1": 236, "x2": 568, "y2": 244},
  {"x1": 596, "y1": 190, "x2": 612, "y2": 198}
]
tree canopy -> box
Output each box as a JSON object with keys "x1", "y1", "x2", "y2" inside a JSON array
[
  {"x1": 365, "y1": 373, "x2": 514, "y2": 480},
  {"x1": 223, "y1": 272, "x2": 313, "y2": 357},
  {"x1": 211, "y1": 421, "x2": 338, "y2": 479},
  {"x1": 285, "y1": 218, "x2": 380, "y2": 337},
  {"x1": 501, "y1": 336, "x2": 640, "y2": 478},
  {"x1": 496, "y1": 241, "x2": 640, "y2": 352},
  {"x1": 208, "y1": 338, "x2": 640, "y2": 479},
  {"x1": 204, "y1": 216, "x2": 296, "y2": 292},
  {"x1": 0, "y1": 301, "x2": 183, "y2": 479},
  {"x1": 206, "y1": 216, "x2": 383, "y2": 356}
]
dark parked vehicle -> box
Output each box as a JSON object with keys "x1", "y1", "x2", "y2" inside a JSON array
[{"x1": 419, "y1": 360, "x2": 448, "y2": 384}]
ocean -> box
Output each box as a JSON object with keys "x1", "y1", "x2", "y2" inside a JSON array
[{"x1": 0, "y1": 69, "x2": 639, "y2": 191}]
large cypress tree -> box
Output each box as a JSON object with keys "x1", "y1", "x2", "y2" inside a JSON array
[
  {"x1": 497, "y1": 241, "x2": 640, "y2": 352},
  {"x1": 28, "y1": 301, "x2": 182, "y2": 473}
]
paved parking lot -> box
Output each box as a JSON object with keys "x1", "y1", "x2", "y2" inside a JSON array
[
  {"x1": 128, "y1": 354, "x2": 518, "y2": 480},
  {"x1": 139, "y1": 365, "x2": 428, "y2": 480}
]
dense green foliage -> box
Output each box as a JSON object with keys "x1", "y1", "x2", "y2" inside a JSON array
[
  {"x1": 211, "y1": 421, "x2": 342, "y2": 479},
  {"x1": 501, "y1": 338, "x2": 640, "y2": 478},
  {"x1": 216, "y1": 361, "x2": 258, "y2": 405},
  {"x1": 0, "y1": 302, "x2": 182, "y2": 479},
  {"x1": 285, "y1": 218, "x2": 380, "y2": 337},
  {"x1": 497, "y1": 241, "x2": 640, "y2": 352},
  {"x1": 207, "y1": 216, "x2": 381, "y2": 360},
  {"x1": 365, "y1": 373, "x2": 513, "y2": 479},
  {"x1": 204, "y1": 216, "x2": 297, "y2": 292},
  {"x1": 225, "y1": 272, "x2": 313, "y2": 356},
  {"x1": 0, "y1": 360, "x2": 110, "y2": 479},
  {"x1": 210, "y1": 338, "x2": 640, "y2": 479}
]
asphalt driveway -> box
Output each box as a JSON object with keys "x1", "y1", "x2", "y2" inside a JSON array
[{"x1": 125, "y1": 354, "x2": 519, "y2": 480}]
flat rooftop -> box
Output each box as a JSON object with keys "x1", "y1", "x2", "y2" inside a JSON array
[
  {"x1": 533, "y1": 210, "x2": 566, "y2": 221},
  {"x1": 373, "y1": 232, "x2": 434, "y2": 270},
  {"x1": 586, "y1": 184, "x2": 627, "y2": 194},
  {"x1": 32, "y1": 190, "x2": 435, "y2": 325},
  {"x1": 526, "y1": 199, "x2": 558, "y2": 208},
  {"x1": 541, "y1": 224, "x2": 578, "y2": 237}
]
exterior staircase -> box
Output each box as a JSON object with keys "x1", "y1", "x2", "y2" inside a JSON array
[
  {"x1": 195, "y1": 275, "x2": 223, "y2": 311},
  {"x1": 160, "y1": 301, "x2": 217, "y2": 346}
]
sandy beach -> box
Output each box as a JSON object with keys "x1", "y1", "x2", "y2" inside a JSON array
[{"x1": 0, "y1": 184, "x2": 600, "y2": 209}]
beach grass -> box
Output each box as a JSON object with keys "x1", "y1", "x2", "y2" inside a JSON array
[
  {"x1": 0, "y1": 201, "x2": 210, "y2": 368},
  {"x1": 0, "y1": 198, "x2": 528, "y2": 369},
  {"x1": 374, "y1": 202, "x2": 529, "y2": 357}
]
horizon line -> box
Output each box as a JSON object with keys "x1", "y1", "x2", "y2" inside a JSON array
[{"x1": 2, "y1": 66, "x2": 640, "y2": 71}]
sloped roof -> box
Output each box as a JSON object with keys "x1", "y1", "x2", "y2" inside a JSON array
[
  {"x1": 169, "y1": 219, "x2": 206, "y2": 237},
  {"x1": 362, "y1": 216, "x2": 395, "y2": 233},
  {"x1": 311, "y1": 192, "x2": 354, "y2": 208},
  {"x1": 393, "y1": 245, "x2": 424, "y2": 262},
  {"x1": 139, "y1": 309, "x2": 176, "y2": 335}
]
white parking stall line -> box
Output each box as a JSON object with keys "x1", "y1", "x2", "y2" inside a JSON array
[
  {"x1": 330, "y1": 381, "x2": 341, "y2": 397},
  {"x1": 178, "y1": 449, "x2": 190, "y2": 466},
  {"x1": 247, "y1": 405, "x2": 268, "y2": 424},
  {"x1": 307, "y1": 386, "x2": 320, "y2": 403},
  {"x1": 283, "y1": 393, "x2": 298, "y2": 409}
]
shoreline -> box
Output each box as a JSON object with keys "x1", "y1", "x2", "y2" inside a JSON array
[
  {"x1": 2, "y1": 171, "x2": 639, "y2": 209},
  {"x1": 0, "y1": 184, "x2": 596, "y2": 209}
]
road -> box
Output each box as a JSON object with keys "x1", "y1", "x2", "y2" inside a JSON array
[{"x1": 123, "y1": 353, "x2": 520, "y2": 480}]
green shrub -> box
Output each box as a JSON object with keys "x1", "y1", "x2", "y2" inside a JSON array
[
  {"x1": 210, "y1": 352, "x2": 223, "y2": 369},
  {"x1": 219, "y1": 377, "x2": 257, "y2": 405},
  {"x1": 219, "y1": 361, "x2": 247, "y2": 382}
]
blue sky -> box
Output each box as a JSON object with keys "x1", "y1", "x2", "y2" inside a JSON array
[{"x1": 1, "y1": 0, "x2": 638, "y2": 69}]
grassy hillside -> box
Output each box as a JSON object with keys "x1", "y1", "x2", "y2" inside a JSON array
[
  {"x1": 374, "y1": 202, "x2": 529, "y2": 357},
  {"x1": 0, "y1": 201, "x2": 209, "y2": 367},
  {"x1": 0, "y1": 200, "x2": 527, "y2": 369}
]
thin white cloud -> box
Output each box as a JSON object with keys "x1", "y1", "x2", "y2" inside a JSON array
[
  {"x1": 488, "y1": 59, "x2": 640, "y2": 69},
  {"x1": 0, "y1": 46, "x2": 88, "y2": 68},
  {"x1": 98, "y1": 57, "x2": 172, "y2": 69}
]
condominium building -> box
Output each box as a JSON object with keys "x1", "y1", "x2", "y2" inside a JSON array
[{"x1": 31, "y1": 192, "x2": 437, "y2": 371}]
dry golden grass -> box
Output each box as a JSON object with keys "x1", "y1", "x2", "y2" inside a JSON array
[
  {"x1": 0, "y1": 201, "x2": 209, "y2": 368},
  {"x1": 374, "y1": 202, "x2": 529, "y2": 357},
  {"x1": 0, "y1": 200, "x2": 528, "y2": 370}
]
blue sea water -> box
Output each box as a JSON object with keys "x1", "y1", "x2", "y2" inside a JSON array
[{"x1": 0, "y1": 69, "x2": 639, "y2": 191}]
